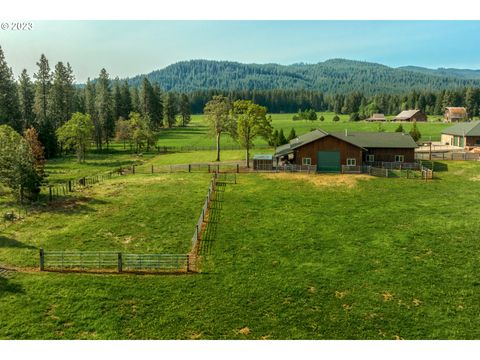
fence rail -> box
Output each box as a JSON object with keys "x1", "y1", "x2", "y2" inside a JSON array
[
  {"x1": 40, "y1": 249, "x2": 191, "y2": 272},
  {"x1": 415, "y1": 152, "x2": 480, "y2": 161}
]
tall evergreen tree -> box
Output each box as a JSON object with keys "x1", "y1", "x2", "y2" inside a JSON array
[
  {"x1": 33, "y1": 54, "x2": 56, "y2": 157},
  {"x1": 130, "y1": 86, "x2": 140, "y2": 113},
  {"x1": 163, "y1": 92, "x2": 177, "y2": 128},
  {"x1": 112, "y1": 78, "x2": 123, "y2": 121},
  {"x1": 18, "y1": 69, "x2": 35, "y2": 130},
  {"x1": 120, "y1": 81, "x2": 132, "y2": 119},
  {"x1": 95, "y1": 68, "x2": 114, "y2": 149},
  {"x1": 48, "y1": 61, "x2": 75, "y2": 129},
  {"x1": 0, "y1": 47, "x2": 21, "y2": 132},
  {"x1": 179, "y1": 93, "x2": 191, "y2": 127}
]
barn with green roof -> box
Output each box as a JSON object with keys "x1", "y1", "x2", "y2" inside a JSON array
[
  {"x1": 441, "y1": 121, "x2": 480, "y2": 148},
  {"x1": 274, "y1": 128, "x2": 417, "y2": 172}
]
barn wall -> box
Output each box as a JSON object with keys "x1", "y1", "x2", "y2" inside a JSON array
[
  {"x1": 365, "y1": 148, "x2": 415, "y2": 162},
  {"x1": 293, "y1": 135, "x2": 363, "y2": 166},
  {"x1": 441, "y1": 134, "x2": 454, "y2": 145}
]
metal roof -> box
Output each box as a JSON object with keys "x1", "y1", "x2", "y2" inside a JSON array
[
  {"x1": 441, "y1": 121, "x2": 480, "y2": 136},
  {"x1": 393, "y1": 109, "x2": 422, "y2": 120},
  {"x1": 253, "y1": 154, "x2": 273, "y2": 160},
  {"x1": 274, "y1": 128, "x2": 417, "y2": 157},
  {"x1": 445, "y1": 107, "x2": 467, "y2": 117}
]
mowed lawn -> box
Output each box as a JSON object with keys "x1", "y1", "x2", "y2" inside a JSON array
[
  {"x1": 1, "y1": 161, "x2": 480, "y2": 339},
  {"x1": 0, "y1": 173, "x2": 210, "y2": 268}
]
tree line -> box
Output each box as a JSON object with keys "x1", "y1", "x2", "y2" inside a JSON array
[{"x1": 0, "y1": 47, "x2": 191, "y2": 159}]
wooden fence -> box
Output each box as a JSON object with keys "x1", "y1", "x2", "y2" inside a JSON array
[
  {"x1": 132, "y1": 163, "x2": 242, "y2": 175},
  {"x1": 342, "y1": 164, "x2": 433, "y2": 180},
  {"x1": 155, "y1": 144, "x2": 270, "y2": 153}
]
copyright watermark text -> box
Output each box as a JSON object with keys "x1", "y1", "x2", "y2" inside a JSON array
[{"x1": 1, "y1": 22, "x2": 33, "y2": 31}]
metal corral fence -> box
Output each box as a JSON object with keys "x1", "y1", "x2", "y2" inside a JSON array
[
  {"x1": 254, "y1": 163, "x2": 317, "y2": 172},
  {"x1": 415, "y1": 152, "x2": 480, "y2": 161},
  {"x1": 132, "y1": 163, "x2": 243, "y2": 175},
  {"x1": 39, "y1": 172, "x2": 234, "y2": 274},
  {"x1": 42, "y1": 168, "x2": 128, "y2": 202},
  {"x1": 39, "y1": 249, "x2": 191, "y2": 272},
  {"x1": 342, "y1": 164, "x2": 433, "y2": 180}
]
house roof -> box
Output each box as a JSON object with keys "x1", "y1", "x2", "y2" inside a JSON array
[
  {"x1": 441, "y1": 121, "x2": 480, "y2": 136},
  {"x1": 393, "y1": 109, "x2": 422, "y2": 120},
  {"x1": 274, "y1": 129, "x2": 417, "y2": 157},
  {"x1": 445, "y1": 107, "x2": 467, "y2": 118},
  {"x1": 366, "y1": 113, "x2": 386, "y2": 121},
  {"x1": 331, "y1": 131, "x2": 418, "y2": 148},
  {"x1": 253, "y1": 154, "x2": 273, "y2": 160}
]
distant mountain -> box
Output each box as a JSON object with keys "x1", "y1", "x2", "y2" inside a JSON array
[
  {"x1": 124, "y1": 59, "x2": 480, "y2": 94},
  {"x1": 398, "y1": 65, "x2": 480, "y2": 80}
]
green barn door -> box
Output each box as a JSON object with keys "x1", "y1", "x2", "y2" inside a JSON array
[
  {"x1": 317, "y1": 151, "x2": 341, "y2": 173},
  {"x1": 460, "y1": 137, "x2": 465, "y2": 147}
]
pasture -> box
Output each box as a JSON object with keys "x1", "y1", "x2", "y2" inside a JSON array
[{"x1": 1, "y1": 150, "x2": 480, "y2": 339}]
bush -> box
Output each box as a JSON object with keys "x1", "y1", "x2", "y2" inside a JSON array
[{"x1": 333, "y1": 115, "x2": 340, "y2": 122}]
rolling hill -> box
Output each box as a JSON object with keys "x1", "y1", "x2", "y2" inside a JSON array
[{"x1": 124, "y1": 58, "x2": 480, "y2": 94}]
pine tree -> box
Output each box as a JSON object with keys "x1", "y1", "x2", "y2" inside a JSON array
[
  {"x1": 287, "y1": 128, "x2": 297, "y2": 141},
  {"x1": 277, "y1": 129, "x2": 287, "y2": 145},
  {"x1": 0, "y1": 47, "x2": 21, "y2": 132},
  {"x1": 179, "y1": 93, "x2": 191, "y2": 127},
  {"x1": 409, "y1": 121, "x2": 422, "y2": 142},
  {"x1": 163, "y1": 92, "x2": 177, "y2": 128},
  {"x1": 95, "y1": 68, "x2": 114, "y2": 149},
  {"x1": 395, "y1": 124, "x2": 404, "y2": 132},
  {"x1": 112, "y1": 78, "x2": 123, "y2": 122},
  {"x1": 130, "y1": 86, "x2": 140, "y2": 113},
  {"x1": 33, "y1": 54, "x2": 56, "y2": 157},
  {"x1": 120, "y1": 81, "x2": 132, "y2": 119},
  {"x1": 48, "y1": 61, "x2": 75, "y2": 129},
  {"x1": 18, "y1": 69, "x2": 35, "y2": 130}
]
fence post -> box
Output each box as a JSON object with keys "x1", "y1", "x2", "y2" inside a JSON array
[
  {"x1": 117, "y1": 252, "x2": 123, "y2": 273},
  {"x1": 189, "y1": 164, "x2": 191, "y2": 173},
  {"x1": 151, "y1": 165, "x2": 154, "y2": 174},
  {"x1": 132, "y1": 165, "x2": 136, "y2": 174},
  {"x1": 68, "y1": 180, "x2": 72, "y2": 192},
  {"x1": 208, "y1": 164, "x2": 211, "y2": 173},
  {"x1": 48, "y1": 186, "x2": 53, "y2": 201},
  {"x1": 237, "y1": 164, "x2": 239, "y2": 173},
  {"x1": 196, "y1": 225, "x2": 200, "y2": 240},
  {"x1": 385, "y1": 168, "x2": 388, "y2": 178},
  {"x1": 39, "y1": 248, "x2": 44, "y2": 271}
]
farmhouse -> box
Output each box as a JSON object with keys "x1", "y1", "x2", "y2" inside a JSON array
[
  {"x1": 366, "y1": 113, "x2": 386, "y2": 122},
  {"x1": 393, "y1": 109, "x2": 427, "y2": 122},
  {"x1": 274, "y1": 129, "x2": 417, "y2": 172},
  {"x1": 444, "y1": 107, "x2": 467, "y2": 122},
  {"x1": 441, "y1": 121, "x2": 480, "y2": 148}
]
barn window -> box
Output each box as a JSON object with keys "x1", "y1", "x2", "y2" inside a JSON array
[
  {"x1": 366, "y1": 154, "x2": 374, "y2": 162},
  {"x1": 395, "y1": 155, "x2": 404, "y2": 162},
  {"x1": 346, "y1": 158, "x2": 356, "y2": 166},
  {"x1": 302, "y1": 157, "x2": 311, "y2": 165}
]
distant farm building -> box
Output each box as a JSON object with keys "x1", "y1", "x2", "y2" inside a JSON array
[
  {"x1": 274, "y1": 129, "x2": 417, "y2": 172},
  {"x1": 366, "y1": 113, "x2": 386, "y2": 122},
  {"x1": 393, "y1": 110, "x2": 427, "y2": 122},
  {"x1": 444, "y1": 107, "x2": 467, "y2": 122},
  {"x1": 441, "y1": 121, "x2": 480, "y2": 148},
  {"x1": 253, "y1": 154, "x2": 274, "y2": 170}
]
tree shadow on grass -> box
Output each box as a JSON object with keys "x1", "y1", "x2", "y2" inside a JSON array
[
  {"x1": 0, "y1": 236, "x2": 36, "y2": 249},
  {"x1": 0, "y1": 277, "x2": 24, "y2": 297},
  {"x1": 30, "y1": 196, "x2": 108, "y2": 216}
]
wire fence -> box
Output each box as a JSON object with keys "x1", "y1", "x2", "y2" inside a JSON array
[{"x1": 155, "y1": 144, "x2": 271, "y2": 153}]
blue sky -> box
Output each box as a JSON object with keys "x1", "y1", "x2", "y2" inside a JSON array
[{"x1": 2, "y1": 20, "x2": 480, "y2": 83}]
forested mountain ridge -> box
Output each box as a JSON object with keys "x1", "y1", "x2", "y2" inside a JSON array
[{"x1": 125, "y1": 58, "x2": 480, "y2": 94}]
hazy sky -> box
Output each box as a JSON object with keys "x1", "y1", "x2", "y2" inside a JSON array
[{"x1": 2, "y1": 20, "x2": 480, "y2": 83}]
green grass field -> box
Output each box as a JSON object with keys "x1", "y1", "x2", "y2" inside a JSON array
[
  {"x1": 0, "y1": 173, "x2": 210, "y2": 268},
  {"x1": 1, "y1": 155, "x2": 480, "y2": 339}
]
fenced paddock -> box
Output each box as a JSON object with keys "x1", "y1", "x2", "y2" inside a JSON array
[
  {"x1": 341, "y1": 164, "x2": 433, "y2": 180},
  {"x1": 39, "y1": 171, "x2": 234, "y2": 274}
]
